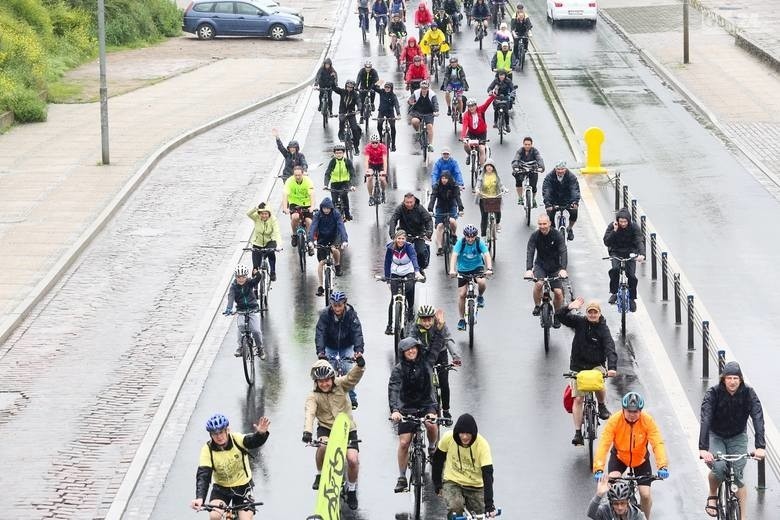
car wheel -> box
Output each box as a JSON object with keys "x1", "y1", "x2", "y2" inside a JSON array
[
  {"x1": 269, "y1": 24, "x2": 288, "y2": 41},
  {"x1": 196, "y1": 23, "x2": 215, "y2": 40}
]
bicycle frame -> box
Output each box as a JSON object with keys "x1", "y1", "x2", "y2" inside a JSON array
[
  {"x1": 603, "y1": 254, "x2": 637, "y2": 337},
  {"x1": 200, "y1": 500, "x2": 264, "y2": 519},
  {"x1": 324, "y1": 186, "x2": 351, "y2": 222},
  {"x1": 378, "y1": 274, "x2": 422, "y2": 362},
  {"x1": 316, "y1": 245, "x2": 336, "y2": 306},
  {"x1": 526, "y1": 276, "x2": 564, "y2": 352},
  {"x1": 713, "y1": 452, "x2": 754, "y2": 519},
  {"x1": 553, "y1": 206, "x2": 570, "y2": 239},
  {"x1": 237, "y1": 310, "x2": 258, "y2": 385}
]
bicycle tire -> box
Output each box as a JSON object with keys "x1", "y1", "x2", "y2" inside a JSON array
[
  {"x1": 412, "y1": 448, "x2": 424, "y2": 519},
  {"x1": 587, "y1": 403, "x2": 597, "y2": 467},
  {"x1": 558, "y1": 225, "x2": 567, "y2": 242},
  {"x1": 498, "y1": 112, "x2": 504, "y2": 144},
  {"x1": 373, "y1": 181, "x2": 381, "y2": 224},
  {"x1": 442, "y1": 230, "x2": 451, "y2": 276},
  {"x1": 394, "y1": 300, "x2": 404, "y2": 362},
  {"x1": 362, "y1": 26, "x2": 367, "y2": 44},
  {"x1": 421, "y1": 133, "x2": 428, "y2": 164},
  {"x1": 519, "y1": 47, "x2": 526, "y2": 71},
  {"x1": 524, "y1": 188, "x2": 532, "y2": 226},
  {"x1": 298, "y1": 233, "x2": 306, "y2": 273},
  {"x1": 471, "y1": 160, "x2": 477, "y2": 191},
  {"x1": 323, "y1": 266, "x2": 332, "y2": 308},
  {"x1": 467, "y1": 298, "x2": 475, "y2": 349},
  {"x1": 258, "y1": 271, "x2": 268, "y2": 314},
  {"x1": 242, "y1": 335, "x2": 255, "y2": 386},
  {"x1": 488, "y1": 215, "x2": 497, "y2": 260},
  {"x1": 321, "y1": 100, "x2": 328, "y2": 129},
  {"x1": 345, "y1": 129, "x2": 354, "y2": 162},
  {"x1": 479, "y1": 31, "x2": 483, "y2": 50},
  {"x1": 541, "y1": 303, "x2": 552, "y2": 353}
]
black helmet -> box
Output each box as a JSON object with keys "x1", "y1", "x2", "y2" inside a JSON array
[
  {"x1": 323, "y1": 57, "x2": 332, "y2": 66},
  {"x1": 345, "y1": 80, "x2": 356, "y2": 88},
  {"x1": 608, "y1": 481, "x2": 632, "y2": 502}
]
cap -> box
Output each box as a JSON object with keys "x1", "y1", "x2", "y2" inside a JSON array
[
  {"x1": 441, "y1": 147, "x2": 451, "y2": 154},
  {"x1": 585, "y1": 301, "x2": 601, "y2": 313},
  {"x1": 555, "y1": 161, "x2": 567, "y2": 169}
]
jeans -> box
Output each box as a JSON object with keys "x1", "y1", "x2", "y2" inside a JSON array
[
  {"x1": 325, "y1": 345, "x2": 357, "y2": 401},
  {"x1": 236, "y1": 311, "x2": 263, "y2": 349},
  {"x1": 609, "y1": 257, "x2": 638, "y2": 299}
]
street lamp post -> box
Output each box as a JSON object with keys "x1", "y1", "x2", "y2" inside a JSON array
[
  {"x1": 683, "y1": 0, "x2": 690, "y2": 64},
  {"x1": 97, "y1": 0, "x2": 110, "y2": 164}
]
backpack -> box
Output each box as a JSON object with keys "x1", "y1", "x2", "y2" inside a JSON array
[{"x1": 456, "y1": 236, "x2": 481, "y2": 255}]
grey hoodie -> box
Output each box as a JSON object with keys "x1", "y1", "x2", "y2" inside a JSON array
[{"x1": 587, "y1": 495, "x2": 646, "y2": 520}]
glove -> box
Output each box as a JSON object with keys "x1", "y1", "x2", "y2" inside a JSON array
[
  {"x1": 593, "y1": 471, "x2": 603, "y2": 483},
  {"x1": 658, "y1": 467, "x2": 669, "y2": 479},
  {"x1": 302, "y1": 431, "x2": 312, "y2": 444},
  {"x1": 266, "y1": 240, "x2": 277, "y2": 249},
  {"x1": 222, "y1": 308, "x2": 232, "y2": 316},
  {"x1": 355, "y1": 355, "x2": 366, "y2": 367}
]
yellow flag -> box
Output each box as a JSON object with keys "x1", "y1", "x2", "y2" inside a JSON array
[{"x1": 313, "y1": 412, "x2": 350, "y2": 520}]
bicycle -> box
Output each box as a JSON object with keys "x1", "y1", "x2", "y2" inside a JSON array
[
  {"x1": 359, "y1": 90, "x2": 375, "y2": 137},
  {"x1": 235, "y1": 310, "x2": 263, "y2": 386},
  {"x1": 242, "y1": 246, "x2": 282, "y2": 316},
  {"x1": 447, "y1": 86, "x2": 464, "y2": 134},
  {"x1": 323, "y1": 186, "x2": 354, "y2": 223},
  {"x1": 609, "y1": 469, "x2": 664, "y2": 513},
  {"x1": 290, "y1": 206, "x2": 311, "y2": 274},
  {"x1": 493, "y1": 97, "x2": 510, "y2": 144},
  {"x1": 429, "y1": 44, "x2": 445, "y2": 83},
  {"x1": 464, "y1": 0, "x2": 474, "y2": 24},
  {"x1": 524, "y1": 275, "x2": 567, "y2": 353},
  {"x1": 392, "y1": 412, "x2": 453, "y2": 520},
  {"x1": 359, "y1": 9, "x2": 369, "y2": 43},
  {"x1": 376, "y1": 14, "x2": 387, "y2": 46},
  {"x1": 563, "y1": 370, "x2": 608, "y2": 466},
  {"x1": 490, "y1": 1, "x2": 505, "y2": 28},
  {"x1": 391, "y1": 33, "x2": 406, "y2": 69},
  {"x1": 376, "y1": 274, "x2": 425, "y2": 362},
  {"x1": 711, "y1": 452, "x2": 755, "y2": 520},
  {"x1": 512, "y1": 161, "x2": 541, "y2": 226},
  {"x1": 200, "y1": 500, "x2": 264, "y2": 519},
  {"x1": 481, "y1": 190, "x2": 506, "y2": 261},
  {"x1": 366, "y1": 164, "x2": 385, "y2": 224},
  {"x1": 457, "y1": 272, "x2": 488, "y2": 349},
  {"x1": 465, "y1": 138, "x2": 489, "y2": 191},
  {"x1": 315, "y1": 244, "x2": 338, "y2": 307},
  {"x1": 513, "y1": 35, "x2": 528, "y2": 71},
  {"x1": 316, "y1": 87, "x2": 334, "y2": 129},
  {"x1": 412, "y1": 112, "x2": 436, "y2": 164},
  {"x1": 340, "y1": 111, "x2": 358, "y2": 162},
  {"x1": 551, "y1": 205, "x2": 573, "y2": 242},
  {"x1": 474, "y1": 18, "x2": 487, "y2": 49},
  {"x1": 373, "y1": 115, "x2": 400, "y2": 170},
  {"x1": 602, "y1": 254, "x2": 637, "y2": 338}
]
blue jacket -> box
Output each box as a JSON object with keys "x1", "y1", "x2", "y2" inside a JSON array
[
  {"x1": 472, "y1": 2, "x2": 490, "y2": 19},
  {"x1": 315, "y1": 304, "x2": 365, "y2": 355},
  {"x1": 309, "y1": 198, "x2": 348, "y2": 243},
  {"x1": 384, "y1": 241, "x2": 420, "y2": 278},
  {"x1": 431, "y1": 157, "x2": 464, "y2": 186}
]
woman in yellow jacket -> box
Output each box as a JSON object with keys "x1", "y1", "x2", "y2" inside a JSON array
[
  {"x1": 593, "y1": 392, "x2": 669, "y2": 520},
  {"x1": 419, "y1": 22, "x2": 451, "y2": 58},
  {"x1": 247, "y1": 202, "x2": 281, "y2": 281}
]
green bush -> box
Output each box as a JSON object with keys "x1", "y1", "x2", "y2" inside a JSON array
[{"x1": 1, "y1": 89, "x2": 47, "y2": 122}]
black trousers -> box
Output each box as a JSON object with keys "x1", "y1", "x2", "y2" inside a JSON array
[
  {"x1": 513, "y1": 170, "x2": 538, "y2": 193},
  {"x1": 387, "y1": 275, "x2": 416, "y2": 326},
  {"x1": 330, "y1": 180, "x2": 352, "y2": 218},
  {"x1": 435, "y1": 349, "x2": 451, "y2": 409},
  {"x1": 479, "y1": 199, "x2": 501, "y2": 236},
  {"x1": 377, "y1": 113, "x2": 397, "y2": 146},
  {"x1": 252, "y1": 246, "x2": 277, "y2": 274},
  {"x1": 609, "y1": 258, "x2": 638, "y2": 299},
  {"x1": 412, "y1": 237, "x2": 430, "y2": 270},
  {"x1": 338, "y1": 114, "x2": 362, "y2": 149}
]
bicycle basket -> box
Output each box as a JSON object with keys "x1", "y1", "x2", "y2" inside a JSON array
[
  {"x1": 481, "y1": 197, "x2": 502, "y2": 213},
  {"x1": 576, "y1": 370, "x2": 605, "y2": 392}
]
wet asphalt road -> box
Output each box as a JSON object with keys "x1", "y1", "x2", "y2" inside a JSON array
[{"x1": 148, "y1": 3, "x2": 780, "y2": 519}]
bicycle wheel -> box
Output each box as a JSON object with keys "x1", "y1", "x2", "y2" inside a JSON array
[
  {"x1": 363, "y1": 106, "x2": 370, "y2": 137},
  {"x1": 467, "y1": 298, "x2": 475, "y2": 349},
  {"x1": 479, "y1": 31, "x2": 483, "y2": 50},
  {"x1": 412, "y1": 448, "x2": 425, "y2": 520},
  {"x1": 321, "y1": 99, "x2": 328, "y2": 129},
  {"x1": 345, "y1": 130, "x2": 354, "y2": 161},
  {"x1": 373, "y1": 182, "x2": 381, "y2": 224},
  {"x1": 541, "y1": 303, "x2": 553, "y2": 353},
  {"x1": 362, "y1": 25, "x2": 367, "y2": 44},
  {"x1": 421, "y1": 132, "x2": 428, "y2": 164},
  {"x1": 323, "y1": 267, "x2": 332, "y2": 308},
  {"x1": 258, "y1": 271, "x2": 268, "y2": 314},
  {"x1": 524, "y1": 188, "x2": 532, "y2": 226},
  {"x1": 498, "y1": 113, "x2": 504, "y2": 144},
  {"x1": 558, "y1": 225, "x2": 567, "y2": 242},
  {"x1": 488, "y1": 215, "x2": 497, "y2": 260},
  {"x1": 298, "y1": 235, "x2": 306, "y2": 273},
  {"x1": 471, "y1": 161, "x2": 477, "y2": 191},
  {"x1": 442, "y1": 230, "x2": 451, "y2": 276},
  {"x1": 586, "y1": 403, "x2": 597, "y2": 467},
  {"x1": 394, "y1": 300, "x2": 404, "y2": 362},
  {"x1": 717, "y1": 483, "x2": 729, "y2": 520},
  {"x1": 242, "y1": 336, "x2": 255, "y2": 386},
  {"x1": 519, "y1": 46, "x2": 526, "y2": 71}
]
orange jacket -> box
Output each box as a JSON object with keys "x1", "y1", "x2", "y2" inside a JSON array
[{"x1": 593, "y1": 412, "x2": 668, "y2": 473}]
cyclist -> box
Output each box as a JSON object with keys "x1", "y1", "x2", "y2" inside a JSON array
[
  {"x1": 432, "y1": 413, "x2": 497, "y2": 518},
  {"x1": 372, "y1": 0, "x2": 390, "y2": 34},
  {"x1": 594, "y1": 392, "x2": 670, "y2": 520},
  {"x1": 405, "y1": 54, "x2": 431, "y2": 91},
  {"x1": 420, "y1": 22, "x2": 451, "y2": 62},
  {"x1": 487, "y1": 72, "x2": 514, "y2": 133},
  {"x1": 272, "y1": 128, "x2": 308, "y2": 181},
  {"x1": 313, "y1": 58, "x2": 338, "y2": 116},
  {"x1": 383, "y1": 230, "x2": 426, "y2": 335},
  {"x1": 493, "y1": 21, "x2": 511, "y2": 49},
  {"x1": 303, "y1": 355, "x2": 365, "y2": 510},
  {"x1": 323, "y1": 143, "x2": 356, "y2": 222},
  {"x1": 588, "y1": 473, "x2": 647, "y2": 520},
  {"x1": 444, "y1": 0, "x2": 462, "y2": 29},
  {"x1": 542, "y1": 161, "x2": 580, "y2": 241},
  {"x1": 489, "y1": 0, "x2": 507, "y2": 28},
  {"x1": 510, "y1": 7, "x2": 532, "y2": 66},
  {"x1": 282, "y1": 165, "x2": 316, "y2": 253},
  {"x1": 449, "y1": 225, "x2": 493, "y2": 330},
  {"x1": 223, "y1": 265, "x2": 265, "y2": 359},
  {"x1": 491, "y1": 41, "x2": 513, "y2": 80},
  {"x1": 471, "y1": 0, "x2": 491, "y2": 41},
  {"x1": 524, "y1": 213, "x2": 568, "y2": 317},
  {"x1": 401, "y1": 36, "x2": 424, "y2": 72},
  {"x1": 433, "y1": 6, "x2": 453, "y2": 41},
  {"x1": 558, "y1": 297, "x2": 618, "y2": 446},
  {"x1": 389, "y1": 336, "x2": 439, "y2": 493},
  {"x1": 699, "y1": 361, "x2": 766, "y2": 520},
  {"x1": 364, "y1": 133, "x2": 389, "y2": 206},
  {"x1": 476, "y1": 159, "x2": 505, "y2": 236},
  {"x1": 356, "y1": 60, "x2": 379, "y2": 123},
  {"x1": 414, "y1": 1, "x2": 434, "y2": 39},
  {"x1": 388, "y1": 12, "x2": 407, "y2": 52},
  {"x1": 510, "y1": 136, "x2": 544, "y2": 206},
  {"x1": 441, "y1": 56, "x2": 470, "y2": 117},
  {"x1": 371, "y1": 81, "x2": 401, "y2": 151},
  {"x1": 333, "y1": 80, "x2": 363, "y2": 155},
  {"x1": 309, "y1": 198, "x2": 348, "y2": 295},
  {"x1": 315, "y1": 291, "x2": 364, "y2": 408},
  {"x1": 604, "y1": 208, "x2": 646, "y2": 312},
  {"x1": 356, "y1": 0, "x2": 370, "y2": 32},
  {"x1": 408, "y1": 305, "x2": 462, "y2": 418},
  {"x1": 409, "y1": 80, "x2": 440, "y2": 153},
  {"x1": 460, "y1": 93, "x2": 496, "y2": 168},
  {"x1": 246, "y1": 202, "x2": 280, "y2": 282},
  {"x1": 431, "y1": 147, "x2": 465, "y2": 187},
  {"x1": 389, "y1": 0, "x2": 406, "y2": 20},
  {"x1": 389, "y1": 192, "x2": 434, "y2": 275},
  {"x1": 429, "y1": 171, "x2": 464, "y2": 256},
  {"x1": 191, "y1": 414, "x2": 270, "y2": 519}
]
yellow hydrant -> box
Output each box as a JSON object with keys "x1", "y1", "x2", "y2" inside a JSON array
[{"x1": 581, "y1": 127, "x2": 607, "y2": 174}]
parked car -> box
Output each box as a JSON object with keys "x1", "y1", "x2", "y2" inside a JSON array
[
  {"x1": 183, "y1": 0, "x2": 304, "y2": 40},
  {"x1": 546, "y1": 0, "x2": 598, "y2": 25}
]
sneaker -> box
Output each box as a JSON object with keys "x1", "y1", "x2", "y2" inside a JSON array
[
  {"x1": 518, "y1": 197, "x2": 523, "y2": 205},
  {"x1": 474, "y1": 36, "x2": 479, "y2": 42},
  {"x1": 567, "y1": 228, "x2": 574, "y2": 241},
  {"x1": 447, "y1": 107, "x2": 452, "y2": 116},
  {"x1": 385, "y1": 325, "x2": 394, "y2": 335},
  {"x1": 505, "y1": 126, "x2": 511, "y2": 133},
  {"x1": 532, "y1": 305, "x2": 541, "y2": 316},
  {"x1": 258, "y1": 346, "x2": 267, "y2": 361},
  {"x1": 335, "y1": 264, "x2": 343, "y2": 276},
  {"x1": 368, "y1": 196, "x2": 375, "y2": 206},
  {"x1": 346, "y1": 490, "x2": 358, "y2": 510},
  {"x1": 354, "y1": 146, "x2": 360, "y2": 155},
  {"x1": 436, "y1": 247, "x2": 444, "y2": 256},
  {"x1": 312, "y1": 474, "x2": 321, "y2": 490},
  {"x1": 572, "y1": 430, "x2": 584, "y2": 446},
  {"x1": 270, "y1": 272, "x2": 277, "y2": 282},
  {"x1": 598, "y1": 402, "x2": 611, "y2": 420},
  {"x1": 391, "y1": 144, "x2": 397, "y2": 152},
  {"x1": 457, "y1": 318, "x2": 466, "y2": 331},
  {"x1": 351, "y1": 397, "x2": 359, "y2": 410},
  {"x1": 492, "y1": 123, "x2": 498, "y2": 128},
  {"x1": 427, "y1": 144, "x2": 434, "y2": 153},
  {"x1": 234, "y1": 346, "x2": 243, "y2": 357},
  {"x1": 394, "y1": 476, "x2": 408, "y2": 493},
  {"x1": 307, "y1": 243, "x2": 315, "y2": 256},
  {"x1": 629, "y1": 299, "x2": 637, "y2": 312},
  {"x1": 608, "y1": 293, "x2": 617, "y2": 304},
  {"x1": 442, "y1": 409, "x2": 452, "y2": 419},
  {"x1": 465, "y1": 155, "x2": 470, "y2": 165},
  {"x1": 291, "y1": 235, "x2": 298, "y2": 248},
  {"x1": 477, "y1": 295, "x2": 485, "y2": 308},
  {"x1": 316, "y1": 286, "x2": 325, "y2": 296},
  {"x1": 553, "y1": 315, "x2": 561, "y2": 328}
]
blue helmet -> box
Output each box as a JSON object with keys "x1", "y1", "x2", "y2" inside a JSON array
[
  {"x1": 463, "y1": 225, "x2": 479, "y2": 237},
  {"x1": 621, "y1": 392, "x2": 644, "y2": 411},
  {"x1": 206, "y1": 413, "x2": 229, "y2": 433},
  {"x1": 330, "y1": 291, "x2": 347, "y2": 303}
]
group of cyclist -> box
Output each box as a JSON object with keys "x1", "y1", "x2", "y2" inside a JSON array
[{"x1": 192, "y1": 1, "x2": 769, "y2": 519}]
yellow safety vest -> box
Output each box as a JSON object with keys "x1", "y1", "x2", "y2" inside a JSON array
[{"x1": 495, "y1": 50, "x2": 512, "y2": 71}]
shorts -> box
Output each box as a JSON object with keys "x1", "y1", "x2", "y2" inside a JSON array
[
  {"x1": 209, "y1": 482, "x2": 255, "y2": 512},
  {"x1": 708, "y1": 431, "x2": 748, "y2": 487},
  {"x1": 289, "y1": 204, "x2": 313, "y2": 221},
  {"x1": 397, "y1": 410, "x2": 433, "y2": 435},
  {"x1": 457, "y1": 268, "x2": 484, "y2": 288},
  {"x1": 435, "y1": 209, "x2": 458, "y2": 225},
  {"x1": 316, "y1": 241, "x2": 341, "y2": 261},
  {"x1": 316, "y1": 427, "x2": 360, "y2": 451},
  {"x1": 366, "y1": 163, "x2": 385, "y2": 174},
  {"x1": 532, "y1": 264, "x2": 563, "y2": 289},
  {"x1": 607, "y1": 450, "x2": 655, "y2": 486},
  {"x1": 465, "y1": 130, "x2": 487, "y2": 141},
  {"x1": 445, "y1": 82, "x2": 464, "y2": 93},
  {"x1": 570, "y1": 366, "x2": 606, "y2": 397},
  {"x1": 410, "y1": 112, "x2": 435, "y2": 125},
  {"x1": 442, "y1": 480, "x2": 485, "y2": 514}
]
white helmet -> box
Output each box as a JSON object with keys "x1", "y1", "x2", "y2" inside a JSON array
[
  {"x1": 370, "y1": 133, "x2": 380, "y2": 142},
  {"x1": 234, "y1": 265, "x2": 250, "y2": 277}
]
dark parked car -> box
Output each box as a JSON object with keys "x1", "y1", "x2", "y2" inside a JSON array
[{"x1": 183, "y1": 0, "x2": 304, "y2": 40}]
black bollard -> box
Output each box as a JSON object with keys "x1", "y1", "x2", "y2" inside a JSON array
[
  {"x1": 674, "y1": 274, "x2": 681, "y2": 324},
  {"x1": 687, "y1": 295, "x2": 695, "y2": 350},
  {"x1": 661, "y1": 253, "x2": 669, "y2": 300},
  {"x1": 622, "y1": 185, "x2": 629, "y2": 210},
  {"x1": 717, "y1": 350, "x2": 726, "y2": 373},
  {"x1": 650, "y1": 234, "x2": 657, "y2": 280},
  {"x1": 614, "y1": 172, "x2": 621, "y2": 212},
  {"x1": 702, "y1": 320, "x2": 710, "y2": 378}
]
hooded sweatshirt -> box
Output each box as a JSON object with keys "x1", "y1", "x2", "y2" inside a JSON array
[
  {"x1": 587, "y1": 495, "x2": 646, "y2": 520},
  {"x1": 603, "y1": 207, "x2": 646, "y2": 257},
  {"x1": 308, "y1": 197, "x2": 348, "y2": 243},
  {"x1": 432, "y1": 414, "x2": 495, "y2": 510}
]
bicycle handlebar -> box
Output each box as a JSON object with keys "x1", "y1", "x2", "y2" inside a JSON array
[
  {"x1": 372, "y1": 116, "x2": 402, "y2": 121},
  {"x1": 608, "y1": 474, "x2": 664, "y2": 483},
  {"x1": 390, "y1": 414, "x2": 453, "y2": 426},
  {"x1": 306, "y1": 439, "x2": 362, "y2": 448},
  {"x1": 434, "y1": 362, "x2": 459, "y2": 371},
  {"x1": 524, "y1": 276, "x2": 567, "y2": 282},
  {"x1": 602, "y1": 254, "x2": 638, "y2": 262},
  {"x1": 713, "y1": 452, "x2": 756, "y2": 462},
  {"x1": 375, "y1": 274, "x2": 426, "y2": 283},
  {"x1": 242, "y1": 247, "x2": 283, "y2": 252},
  {"x1": 201, "y1": 501, "x2": 264, "y2": 512},
  {"x1": 457, "y1": 272, "x2": 491, "y2": 280},
  {"x1": 562, "y1": 371, "x2": 612, "y2": 379}
]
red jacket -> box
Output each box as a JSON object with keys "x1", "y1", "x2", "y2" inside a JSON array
[
  {"x1": 414, "y1": 5, "x2": 433, "y2": 26},
  {"x1": 460, "y1": 94, "x2": 496, "y2": 139},
  {"x1": 405, "y1": 62, "x2": 430, "y2": 83},
  {"x1": 401, "y1": 42, "x2": 423, "y2": 65}
]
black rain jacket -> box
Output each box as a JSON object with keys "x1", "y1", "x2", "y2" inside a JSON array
[
  {"x1": 603, "y1": 207, "x2": 646, "y2": 257},
  {"x1": 699, "y1": 381, "x2": 766, "y2": 450},
  {"x1": 542, "y1": 168, "x2": 580, "y2": 207},
  {"x1": 526, "y1": 228, "x2": 567, "y2": 272},
  {"x1": 557, "y1": 307, "x2": 617, "y2": 372},
  {"x1": 389, "y1": 196, "x2": 434, "y2": 239}
]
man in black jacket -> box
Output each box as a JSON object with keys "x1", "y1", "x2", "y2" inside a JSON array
[
  {"x1": 558, "y1": 297, "x2": 617, "y2": 446},
  {"x1": 389, "y1": 193, "x2": 434, "y2": 273},
  {"x1": 699, "y1": 362, "x2": 766, "y2": 519},
  {"x1": 371, "y1": 80, "x2": 402, "y2": 151},
  {"x1": 604, "y1": 207, "x2": 646, "y2": 312},
  {"x1": 511, "y1": 136, "x2": 545, "y2": 206},
  {"x1": 524, "y1": 213, "x2": 568, "y2": 321},
  {"x1": 272, "y1": 128, "x2": 308, "y2": 181},
  {"x1": 542, "y1": 161, "x2": 580, "y2": 240},
  {"x1": 356, "y1": 60, "x2": 379, "y2": 122},
  {"x1": 333, "y1": 80, "x2": 363, "y2": 154}
]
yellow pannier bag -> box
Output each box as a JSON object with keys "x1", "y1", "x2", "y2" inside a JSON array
[{"x1": 576, "y1": 369, "x2": 605, "y2": 392}]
